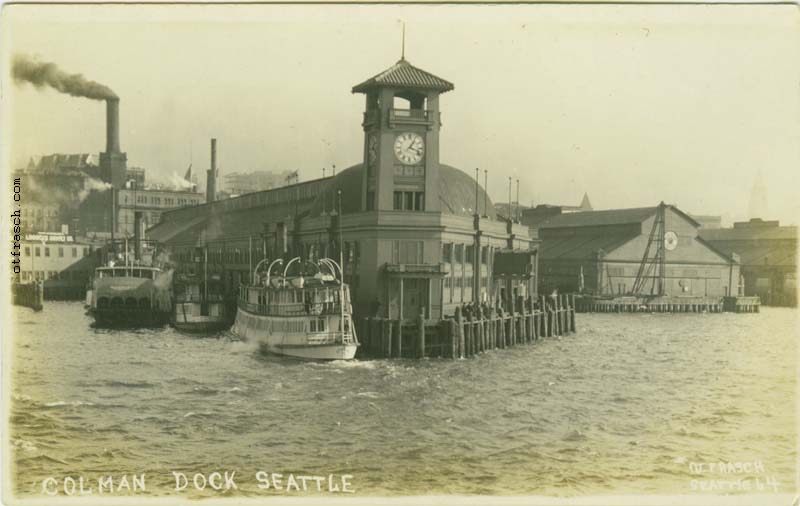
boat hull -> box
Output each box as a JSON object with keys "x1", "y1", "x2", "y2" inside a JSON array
[
  {"x1": 173, "y1": 317, "x2": 231, "y2": 333},
  {"x1": 91, "y1": 307, "x2": 171, "y2": 327},
  {"x1": 233, "y1": 308, "x2": 357, "y2": 360},
  {"x1": 173, "y1": 301, "x2": 232, "y2": 334}
]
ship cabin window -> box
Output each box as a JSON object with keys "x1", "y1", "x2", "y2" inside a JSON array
[{"x1": 309, "y1": 318, "x2": 326, "y2": 333}]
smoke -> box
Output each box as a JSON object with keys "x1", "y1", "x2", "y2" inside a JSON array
[
  {"x1": 77, "y1": 177, "x2": 112, "y2": 202},
  {"x1": 12, "y1": 53, "x2": 117, "y2": 100},
  {"x1": 168, "y1": 172, "x2": 195, "y2": 190}
]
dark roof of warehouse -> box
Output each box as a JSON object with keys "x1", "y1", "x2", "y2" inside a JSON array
[
  {"x1": 538, "y1": 205, "x2": 701, "y2": 229},
  {"x1": 539, "y1": 232, "x2": 640, "y2": 260},
  {"x1": 309, "y1": 163, "x2": 495, "y2": 219},
  {"x1": 352, "y1": 58, "x2": 454, "y2": 93}
]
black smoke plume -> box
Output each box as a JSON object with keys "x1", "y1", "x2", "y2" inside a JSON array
[{"x1": 12, "y1": 54, "x2": 117, "y2": 100}]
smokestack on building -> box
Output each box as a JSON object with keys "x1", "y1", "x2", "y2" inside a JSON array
[
  {"x1": 106, "y1": 97, "x2": 121, "y2": 153},
  {"x1": 207, "y1": 138, "x2": 217, "y2": 203}
]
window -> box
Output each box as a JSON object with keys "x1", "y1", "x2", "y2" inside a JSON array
[
  {"x1": 366, "y1": 191, "x2": 375, "y2": 211},
  {"x1": 404, "y1": 191, "x2": 414, "y2": 210},
  {"x1": 441, "y1": 243, "x2": 452, "y2": 263},
  {"x1": 481, "y1": 246, "x2": 489, "y2": 265},
  {"x1": 466, "y1": 245, "x2": 474, "y2": 264},
  {"x1": 393, "y1": 191, "x2": 425, "y2": 211},
  {"x1": 414, "y1": 192, "x2": 425, "y2": 211},
  {"x1": 24, "y1": 247, "x2": 30, "y2": 256},
  {"x1": 454, "y1": 244, "x2": 463, "y2": 263},
  {"x1": 393, "y1": 191, "x2": 403, "y2": 210},
  {"x1": 72, "y1": 247, "x2": 77, "y2": 257},
  {"x1": 58, "y1": 247, "x2": 64, "y2": 257},
  {"x1": 44, "y1": 247, "x2": 50, "y2": 257}
]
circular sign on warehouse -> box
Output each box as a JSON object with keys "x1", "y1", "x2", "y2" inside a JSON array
[{"x1": 664, "y1": 231, "x2": 678, "y2": 251}]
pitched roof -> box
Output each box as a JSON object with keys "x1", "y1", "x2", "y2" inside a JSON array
[
  {"x1": 538, "y1": 207, "x2": 658, "y2": 229},
  {"x1": 700, "y1": 225, "x2": 797, "y2": 241},
  {"x1": 540, "y1": 232, "x2": 639, "y2": 260},
  {"x1": 352, "y1": 58, "x2": 454, "y2": 93}
]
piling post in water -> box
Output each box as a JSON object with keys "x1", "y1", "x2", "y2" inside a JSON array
[
  {"x1": 417, "y1": 309, "x2": 425, "y2": 359},
  {"x1": 396, "y1": 320, "x2": 403, "y2": 358},
  {"x1": 570, "y1": 294, "x2": 576, "y2": 332},
  {"x1": 509, "y1": 303, "x2": 516, "y2": 345},
  {"x1": 455, "y1": 307, "x2": 465, "y2": 358},
  {"x1": 385, "y1": 319, "x2": 393, "y2": 358},
  {"x1": 449, "y1": 317, "x2": 457, "y2": 359}
]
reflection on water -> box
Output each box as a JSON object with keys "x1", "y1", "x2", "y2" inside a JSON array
[{"x1": 9, "y1": 302, "x2": 797, "y2": 496}]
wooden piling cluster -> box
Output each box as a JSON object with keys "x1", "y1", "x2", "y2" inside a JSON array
[
  {"x1": 357, "y1": 294, "x2": 578, "y2": 359},
  {"x1": 575, "y1": 295, "x2": 760, "y2": 314},
  {"x1": 12, "y1": 282, "x2": 44, "y2": 311}
]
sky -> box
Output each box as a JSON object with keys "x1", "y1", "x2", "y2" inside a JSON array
[{"x1": 2, "y1": 3, "x2": 799, "y2": 225}]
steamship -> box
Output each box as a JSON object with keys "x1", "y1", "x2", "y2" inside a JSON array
[
  {"x1": 232, "y1": 257, "x2": 359, "y2": 360},
  {"x1": 172, "y1": 271, "x2": 234, "y2": 333},
  {"x1": 87, "y1": 263, "x2": 173, "y2": 327}
]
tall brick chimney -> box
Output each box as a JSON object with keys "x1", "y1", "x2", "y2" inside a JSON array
[{"x1": 206, "y1": 138, "x2": 217, "y2": 203}]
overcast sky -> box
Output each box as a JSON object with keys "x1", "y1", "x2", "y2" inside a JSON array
[{"x1": 3, "y1": 3, "x2": 798, "y2": 225}]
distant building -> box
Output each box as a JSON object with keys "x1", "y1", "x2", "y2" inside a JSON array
[
  {"x1": 16, "y1": 152, "x2": 204, "y2": 237},
  {"x1": 748, "y1": 171, "x2": 769, "y2": 220},
  {"x1": 537, "y1": 204, "x2": 740, "y2": 297},
  {"x1": 117, "y1": 186, "x2": 203, "y2": 237},
  {"x1": 15, "y1": 232, "x2": 101, "y2": 299},
  {"x1": 700, "y1": 218, "x2": 796, "y2": 306},
  {"x1": 223, "y1": 170, "x2": 295, "y2": 196},
  {"x1": 520, "y1": 193, "x2": 593, "y2": 232},
  {"x1": 690, "y1": 214, "x2": 723, "y2": 229}
]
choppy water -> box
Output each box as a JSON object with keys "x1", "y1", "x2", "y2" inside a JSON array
[{"x1": 9, "y1": 302, "x2": 797, "y2": 498}]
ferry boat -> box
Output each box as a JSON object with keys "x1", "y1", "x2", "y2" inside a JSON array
[
  {"x1": 172, "y1": 272, "x2": 233, "y2": 333},
  {"x1": 232, "y1": 257, "x2": 359, "y2": 360},
  {"x1": 87, "y1": 264, "x2": 173, "y2": 327}
]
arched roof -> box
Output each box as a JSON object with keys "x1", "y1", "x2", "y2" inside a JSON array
[{"x1": 309, "y1": 163, "x2": 496, "y2": 219}]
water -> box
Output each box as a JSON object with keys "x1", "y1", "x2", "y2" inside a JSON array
[{"x1": 9, "y1": 302, "x2": 797, "y2": 497}]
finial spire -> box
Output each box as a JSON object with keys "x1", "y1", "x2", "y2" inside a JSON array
[{"x1": 401, "y1": 21, "x2": 406, "y2": 60}]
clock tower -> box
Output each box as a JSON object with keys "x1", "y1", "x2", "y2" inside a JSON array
[{"x1": 352, "y1": 58, "x2": 454, "y2": 213}]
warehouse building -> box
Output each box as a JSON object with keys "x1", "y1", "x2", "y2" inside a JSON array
[
  {"x1": 148, "y1": 57, "x2": 538, "y2": 320},
  {"x1": 700, "y1": 219, "x2": 796, "y2": 306},
  {"x1": 537, "y1": 204, "x2": 741, "y2": 298}
]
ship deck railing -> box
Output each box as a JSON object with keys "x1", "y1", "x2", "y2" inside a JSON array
[
  {"x1": 238, "y1": 300, "x2": 349, "y2": 317},
  {"x1": 176, "y1": 294, "x2": 225, "y2": 303},
  {"x1": 305, "y1": 332, "x2": 357, "y2": 345}
]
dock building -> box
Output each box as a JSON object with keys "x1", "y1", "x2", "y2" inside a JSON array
[
  {"x1": 537, "y1": 204, "x2": 741, "y2": 298},
  {"x1": 700, "y1": 219, "x2": 796, "y2": 306},
  {"x1": 148, "y1": 57, "x2": 538, "y2": 320}
]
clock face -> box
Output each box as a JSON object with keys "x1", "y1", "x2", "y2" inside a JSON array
[
  {"x1": 664, "y1": 231, "x2": 678, "y2": 251},
  {"x1": 367, "y1": 135, "x2": 378, "y2": 164},
  {"x1": 394, "y1": 132, "x2": 424, "y2": 165}
]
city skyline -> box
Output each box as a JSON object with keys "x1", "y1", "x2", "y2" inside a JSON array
[{"x1": 4, "y1": 4, "x2": 798, "y2": 225}]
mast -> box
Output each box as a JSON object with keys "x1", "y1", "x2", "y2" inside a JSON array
[
  {"x1": 338, "y1": 189, "x2": 345, "y2": 339},
  {"x1": 204, "y1": 244, "x2": 208, "y2": 304}
]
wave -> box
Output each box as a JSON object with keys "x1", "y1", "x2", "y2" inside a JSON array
[
  {"x1": 562, "y1": 429, "x2": 589, "y2": 442},
  {"x1": 43, "y1": 400, "x2": 95, "y2": 408},
  {"x1": 99, "y1": 380, "x2": 157, "y2": 389}
]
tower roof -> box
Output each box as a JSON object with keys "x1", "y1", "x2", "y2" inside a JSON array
[{"x1": 352, "y1": 58, "x2": 454, "y2": 94}]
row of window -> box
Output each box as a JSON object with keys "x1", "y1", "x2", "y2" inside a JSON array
[
  {"x1": 393, "y1": 191, "x2": 425, "y2": 211},
  {"x1": 19, "y1": 270, "x2": 90, "y2": 282},
  {"x1": 22, "y1": 246, "x2": 90, "y2": 258},
  {"x1": 21, "y1": 208, "x2": 58, "y2": 217},
  {"x1": 441, "y1": 243, "x2": 491, "y2": 266}
]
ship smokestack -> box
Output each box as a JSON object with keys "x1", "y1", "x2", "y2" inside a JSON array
[
  {"x1": 106, "y1": 98, "x2": 121, "y2": 153},
  {"x1": 207, "y1": 138, "x2": 217, "y2": 203}
]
